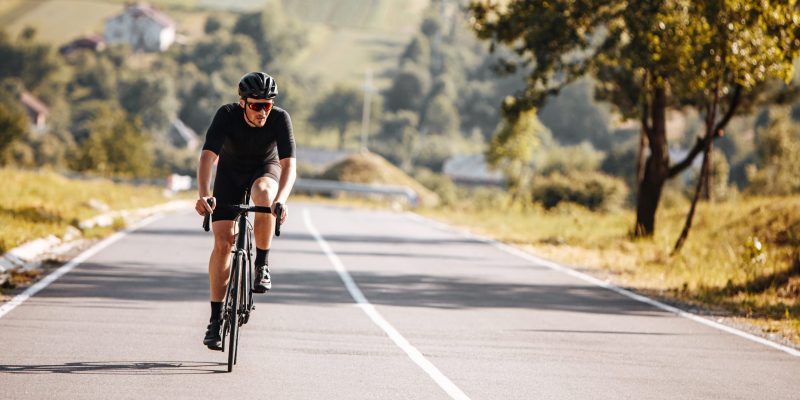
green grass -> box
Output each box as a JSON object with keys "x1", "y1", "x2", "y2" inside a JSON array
[
  {"x1": 420, "y1": 196, "x2": 800, "y2": 346},
  {"x1": 0, "y1": 168, "x2": 174, "y2": 254}
]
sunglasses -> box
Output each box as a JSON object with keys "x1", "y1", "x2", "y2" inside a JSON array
[{"x1": 246, "y1": 101, "x2": 273, "y2": 112}]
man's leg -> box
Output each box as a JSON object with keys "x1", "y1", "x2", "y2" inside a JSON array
[
  {"x1": 209, "y1": 220, "x2": 236, "y2": 301},
  {"x1": 204, "y1": 219, "x2": 235, "y2": 349},
  {"x1": 251, "y1": 176, "x2": 278, "y2": 292}
]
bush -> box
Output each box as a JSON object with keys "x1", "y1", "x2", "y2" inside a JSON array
[
  {"x1": 413, "y1": 168, "x2": 458, "y2": 207},
  {"x1": 532, "y1": 171, "x2": 629, "y2": 211}
]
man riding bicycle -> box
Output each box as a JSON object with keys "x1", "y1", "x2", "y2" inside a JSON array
[{"x1": 194, "y1": 72, "x2": 297, "y2": 350}]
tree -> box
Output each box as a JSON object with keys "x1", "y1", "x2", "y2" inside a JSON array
[
  {"x1": 470, "y1": 0, "x2": 800, "y2": 236},
  {"x1": 746, "y1": 107, "x2": 800, "y2": 195},
  {"x1": 383, "y1": 65, "x2": 431, "y2": 112},
  {"x1": 421, "y1": 94, "x2": 459, "y2": 137},
  {"x1": 309, "y1": 85, "x2": 362, "y2": 150},
  {"x1": 375, "y1": 111, "x2": 419, "y2": 171},
  {"x1": 0, "y1": 102, "x2": 28, "y2": 164},
  {"x1": 72, "y1": 104, "x2": 153, "y2": 177},
  {"x1": 486, "y1": 108, "x2": 548, "y2": 203},
  {"x1": 119, "y1": 73, "x2": 179, "y2": 136},
  {"x1": 233, "y1": 0, "x2": 307, "y2": 69}
]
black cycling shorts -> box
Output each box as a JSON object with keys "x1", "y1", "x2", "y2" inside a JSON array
[{"x1": 212, "y1": 162, "x2": 281, "y2": 222}]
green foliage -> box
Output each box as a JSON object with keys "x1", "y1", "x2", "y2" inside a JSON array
[
  {"x1": 421, "y1": 94, "x2": 459, "y2": 137},
  {"x1": 383, "y1": 64, "x2": 431, "y2": 112},
  {"x1": 233, "y1": 0, "x2": 307, "y2": 69},
  {"x1": 537, "y1": 142, "x2": 605, "y2": 176},
  {"x1": 531, "y1": 171, "x2": 629, "y2": 212},
  {"x1": 374, "y1": 111, "x2": 419, "y2": 170},
  {"x1": 400, "y1": 34, "x2": 431, "y2": 68},
  {"x1": 0, "y1": 29, "x2": 62, "y2": 97},
  {"x1": 538, "y1": 78, "x2": 615, "y2": 149},
  {"x1": 72, "y1": 104, "x2": 154, "y2": 178},
  {"x1": 487, "y1": 108, "x2": 547, "y2": 201},
  {"x1": 204, "y1": 15, "x2": 224, "y2": 34},
  {"x1": 471, "y1": 0, "x2": 800, "y2": 114},
  {"x1": 413, "y1": 167, "x2": 458, "y2": 207},
  {"x1": 747, "y1": 107, "x2": 800, "y2": 195},
  {"x1": 119, "y1": 73, "x2": 179, "y2": 136},
  {"x1": 0, "y1": 99, "x2": 28, "y2": 164},
  {"x1": 309, "y1": 85, "x2": 363, "y2": 150}
]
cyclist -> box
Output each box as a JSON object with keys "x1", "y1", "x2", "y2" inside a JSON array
[{"x1": 194, "y1": 72, "x2": 296, "y2": 350}]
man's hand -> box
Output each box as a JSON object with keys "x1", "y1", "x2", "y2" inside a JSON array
[
  {"x1": 196, "y1": 196, "x2": 216, "y2": 216},
  {"x1": 272, "y1": 202, "x2": 288, "y2": 225}
]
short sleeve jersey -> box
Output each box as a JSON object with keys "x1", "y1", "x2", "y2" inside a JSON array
[{"x1": 202, "y1": 103, "x2": 295, "y2": 169}]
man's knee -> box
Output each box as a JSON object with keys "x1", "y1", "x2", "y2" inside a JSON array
[
  {"x1": 213, "y1": 229, "x2": 234, "y2": 252},
  {"x1": 251, "y1": 178, "x2": 277, "y2": 205}
]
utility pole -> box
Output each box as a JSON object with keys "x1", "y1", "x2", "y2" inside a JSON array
[{"x1": 360, "y1": 68, "x2": 374, "y2": 151}]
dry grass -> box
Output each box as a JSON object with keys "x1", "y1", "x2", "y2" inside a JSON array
[{"x1": 0, "y1": 168, "x2": 172, "y2": 254}]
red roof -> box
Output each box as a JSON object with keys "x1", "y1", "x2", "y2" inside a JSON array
[{"x1": 116, "y1": 3, "x2": 175, "y2": 28}]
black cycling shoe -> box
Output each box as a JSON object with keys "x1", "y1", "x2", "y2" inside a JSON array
[
  {"x1": 203, "y1": 320, "x2": 222, "y2": 350},
  {"x1": 253, "y1": 265, "x2": 271, "y2": 293}
]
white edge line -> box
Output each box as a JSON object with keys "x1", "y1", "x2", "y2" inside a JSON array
[
  {"x1": 302, "y1": 208, "x2": 471, "y2": 400},
  {"x1": 0, "y1": 213, "x2": 166, "y2": 320},
  {"x1": 403, "y1": 212, "x2": 800, "y2": 358}
]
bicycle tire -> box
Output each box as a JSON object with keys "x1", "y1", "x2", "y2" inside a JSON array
[{"x1": 227, "y1": 252, "x2": 242, "y2": 372}]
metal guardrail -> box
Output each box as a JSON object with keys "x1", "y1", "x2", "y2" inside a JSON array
[{"x1": 293, "y1": 178, "x2": 419, "y2": 207}]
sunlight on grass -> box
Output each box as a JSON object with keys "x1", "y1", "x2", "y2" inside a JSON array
[{"x1": 0, "y1": 168, "x2": 172, "y2": 253}]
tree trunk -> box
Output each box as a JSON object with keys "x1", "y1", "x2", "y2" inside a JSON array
[
  {"x1": 634, "y1": 87, "x2": 669, "y2": 237},
  {"x1": 337, "y1": 128, "x2": 346, "y2": 150},
  {"x1": 673, "y1": 83, "x2": 721, "y2": 254}
]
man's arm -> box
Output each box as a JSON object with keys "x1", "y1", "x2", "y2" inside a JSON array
[
  {"x1": 195, "y1": 150, "x2": 219, "y2": 215},
  {"x1": 275, "y1": 157, "x2": 297, "y2": 204}
]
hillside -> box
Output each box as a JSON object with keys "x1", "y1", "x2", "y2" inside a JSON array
[{"x1": 0, "y1": 0, "x2": 428, "y2": 89}]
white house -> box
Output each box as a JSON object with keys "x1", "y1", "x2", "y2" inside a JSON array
[{"x1": 104, "y1": 3, "x2": 175, "y2": 52}]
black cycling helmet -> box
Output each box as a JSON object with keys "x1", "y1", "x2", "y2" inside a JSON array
[{"x1": 238, "y1": 72, "x2": 278, "y2": 99}]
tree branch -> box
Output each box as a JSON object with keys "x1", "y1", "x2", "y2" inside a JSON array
[
  {"x1": 669, "y1": 83, "x2": 738, "y2": 178},
  {"x1": 713, "y1": 84, "x2": 742, "y2": 135}
]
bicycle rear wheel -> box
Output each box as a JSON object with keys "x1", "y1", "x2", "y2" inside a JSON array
[{"x1": 227, "y1": 252, "x2": 242, "y2": 372}]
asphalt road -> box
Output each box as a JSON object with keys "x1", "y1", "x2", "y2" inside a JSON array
[{"x1": 1, "y1": 203, "x2": 798, "y2": 399}]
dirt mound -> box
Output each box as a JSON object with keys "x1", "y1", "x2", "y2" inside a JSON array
[{"x1": 321, "y1": 151, "x2": 439, "y2": 207}]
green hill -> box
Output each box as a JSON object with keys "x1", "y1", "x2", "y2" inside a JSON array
[{"x1": 0, "y1": 0, "x2": 428, "y2": 89}]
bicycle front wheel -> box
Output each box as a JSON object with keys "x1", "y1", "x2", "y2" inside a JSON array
[{"x1": 227, "y1": 252, "x2": 242, "y2": 372}]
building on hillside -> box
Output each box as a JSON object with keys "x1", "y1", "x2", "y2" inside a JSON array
[
  {"x1": 59, "y1": 35, "x2": 106, "y2": 57},
  {"x1": 442, "y1": 154, "x2": 505, "y2": 187},
  {"x1": 104, "y1": 3, "x2": 175, "y2": 52},
  {"x1": 20, "y1": 91, "x2": 49, "y2": 132}
]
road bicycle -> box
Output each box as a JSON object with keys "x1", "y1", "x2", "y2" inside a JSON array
[{"x1": 203, "y1": 191, "x2": 282, "y2": 372}]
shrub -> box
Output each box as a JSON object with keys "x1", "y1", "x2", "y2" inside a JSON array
[{"x1": 532, "y1": 171, "x2": 629, "y2": 211}]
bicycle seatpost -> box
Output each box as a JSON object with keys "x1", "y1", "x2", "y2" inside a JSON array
[
  {"x1": 202, "y1": 198, "x2": 214, "y2": 232},
  {"x1": 274, "y1": 203, "x2": 283, "y2": 237}
]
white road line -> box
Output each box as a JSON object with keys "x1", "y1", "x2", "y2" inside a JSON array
[
  {"x1": 404, "y1": 212, "x2": 800, "y2": 358},
  {"x1": 0, "y1": 214, "x2": 164, "y2": 320},
  {"x1": 302, "y1": 208, "x2": 471, "y2": 400}
]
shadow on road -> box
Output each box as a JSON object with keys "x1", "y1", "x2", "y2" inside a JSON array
[
  {"x1": 0, "y1": 361, "x2": 226, "y2": 375},
  {"x1": 32, "y1": 261, "x2": 666, "y2": 317}
]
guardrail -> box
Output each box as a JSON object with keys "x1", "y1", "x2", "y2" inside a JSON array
[{"x1": 293, "y1": 178, "x2": 419, "y2": 207}]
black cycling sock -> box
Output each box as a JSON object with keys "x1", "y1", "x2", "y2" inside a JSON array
[
  {"x1": 255, "y1": 248, "x2": 269, "y2": 266},
  {"x1": 210, "y1": 301, "x2": 222, "y2": 322}
]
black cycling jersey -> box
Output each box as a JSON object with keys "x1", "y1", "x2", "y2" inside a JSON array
[
  {"x1": 202, "y1": 103, "x2": 295, "y2": 222},
  {"x1": 202, "y1": 103, "x2": 295, "y2": 169}
]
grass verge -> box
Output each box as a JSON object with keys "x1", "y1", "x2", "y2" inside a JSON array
[{"x1": 0, "y1": 168, "x2": 175, "y2": 254}]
